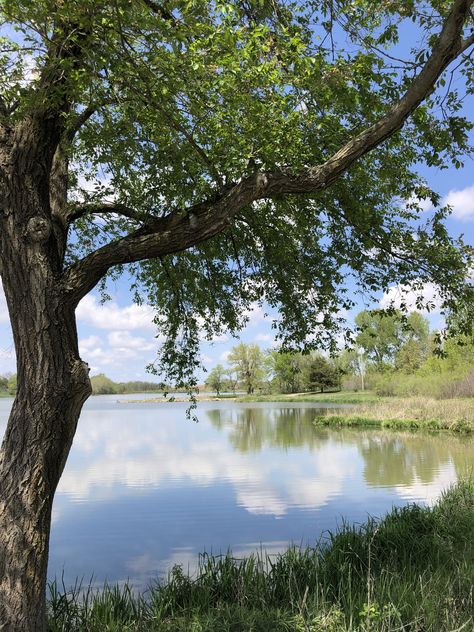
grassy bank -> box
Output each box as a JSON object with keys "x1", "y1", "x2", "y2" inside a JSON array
[
  {"x1": 48, "y1": 480, "x2": 474, "y2": 631},
  {"x1": 238, "y1": 391, "x2": 380, "y2": 405},
  {"x1": 314, "y1": 396, "x2": 474, "y2": 433}
]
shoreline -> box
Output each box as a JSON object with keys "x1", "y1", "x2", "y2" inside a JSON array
[{"x1": 116, "y1": 392, "x2": 474, "y2": 434}]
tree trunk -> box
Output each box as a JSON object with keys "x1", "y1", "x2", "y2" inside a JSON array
[
  {"x1": 0, "y1": 315, "x2": 91, "y2": 631},
  {"x1": 0, "y1": 132, "x2": 92, "y2": 630}
]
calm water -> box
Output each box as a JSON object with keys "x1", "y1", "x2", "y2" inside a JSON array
[{"x1": 0, "y1": 395, "x2": 472, "y2": 589}]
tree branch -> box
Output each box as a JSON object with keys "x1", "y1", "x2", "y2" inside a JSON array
[
  {"x1": 66, "y1": 202, "x2": 154, "y2": 225},
  {"x1": 141, "y1": 0, "x2": 184, "y2": 28},
  {"x1": 0, "y1": 96, "x2": 7, "y2": 118},
  {"x1": 460, "y1": 31, "x2": 474, "y2": 53},
  {"x1": 62, "y1": 0, "x2": 474, "y2": 306},
  {"x1": 64, "y1": 105, "x2": 98, "y2": 143},
  {"x1": 16, "y1": 13, "x2": 93, "y2": 166}
]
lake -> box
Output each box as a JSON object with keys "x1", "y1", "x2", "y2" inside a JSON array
[{"x1": 0, "y1": 395, "x2": 472, "y2": 589}]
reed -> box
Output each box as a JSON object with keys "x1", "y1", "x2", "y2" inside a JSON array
[{"x1": 314, "y1": 396, "x2": 474, "y2": 433}]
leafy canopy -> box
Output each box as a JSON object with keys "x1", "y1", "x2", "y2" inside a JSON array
[{"x1": 1, "y1": 0, "x2": 473, "y2": 384}]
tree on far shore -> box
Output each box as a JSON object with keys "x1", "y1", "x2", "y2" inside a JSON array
[
  {"x1": 205, "y1": 364, "x2": 226, "y2": 396},
  {"x1": 228, "y1": 344, "x2": 267, "y2": 394}
]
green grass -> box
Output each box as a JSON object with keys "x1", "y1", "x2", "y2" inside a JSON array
[
  {"x1": 48, "y1": 480, "x2": 474, "y2": 631},
  {"x1": 237, "y1": 391, "x2": 380, "y2": 405},
  {"x1": 314, "y1": 396, "x2": 474, "y2": 433}
]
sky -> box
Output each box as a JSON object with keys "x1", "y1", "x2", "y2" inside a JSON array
[{"x1": 0, "y1": 14, "x2": 473, "y2": 383}]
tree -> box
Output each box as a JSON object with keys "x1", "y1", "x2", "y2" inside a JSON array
[
  {"x1": 225, "y1": 368, "x2": 239, "y2": 395},
  {"x1": 0, "y1": 1, "x2": 473, "y2": 628},
  {"x1": 305, "y1": 354, "x2": 341, "y2": 392},
  {"x1": 355, "y1": 310, "x2": 404, "y2": 370},
  {"x1": 338, "y1": 347, "x2": 367, "y2": 391},
  {"x1": 90, "y1": 373, "x2": 117, "y2": 395},
  {"x1": 6, "y1": 373, "x2": 17, "y2": 396},
  {"x1": 0, "y1": 374, "x2": 8, "y2": 392},
  {"x1": 227, "y1": 343, "x2": 267, "y2": 394},
  {"x1": 205, "y1": 364, "x2": 226, "y2": 395},
  {"x1": 395, "y1": 313, "x2": 431, "y2": 373},
  {"x1": 269, "y1": 350, "x2": 304, "y2": 393},
  {"x1": 356, "y1": 310, "x2": 431, "y2": 372}
]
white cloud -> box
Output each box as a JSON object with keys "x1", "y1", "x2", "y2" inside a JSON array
[
  {"x1": 243, "y1": 303, "x2": 267, "y2": 326},
  {"x1": 202, "y1": 331, "x2": 229, "y2": 343},
  {"x1": 443, "y1": 184, "x2": 474, "y2": 221},
  {"x1": 380, "y1": 282, "x2": 442, "y2": 314},
  {"x1": 77, "y1": 295, "x2": 156, "y2": 331},
  {"x1": 254, "y1": 333, "x2": 274, "y2": 343},
  {"x1": 79, "y1": 335, "x2": 102, "y2": 352},
  {"x1": 405, "y1": 194, "x2": 433, "y2": 213},
  {"x1": 79, "y1": 331, "x2": 159, "y2": 371},
  {"x1": 219, "y1": 350, "x2": 231, "y2": 363},
  {"x1": 108, "y1": 330, "x2": 156, "y2": 352}
]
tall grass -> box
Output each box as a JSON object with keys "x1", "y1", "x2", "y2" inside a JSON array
[
  {"x1": 315, "y1": 396, "x2": 474, "y2": 433},
  {"x1": 374, "y1": 370, "x2": 474, "y2": 399},
  {"x1": 238, "y1": 391, "x2": 380, "y2": 404},
  {"x1": 48, "y1": 480, "x2": 474, "y2": 631}
]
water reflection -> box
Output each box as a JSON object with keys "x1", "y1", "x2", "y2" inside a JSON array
[
  {"x1": 208, "y1": 406, "x2": 471, "y2": 489},
  {"x1": 208, "y1": 407, "x2": 328, "y2": 452},
  {"x1": 0, "y1": 397, "x2": 471, "y2": 587}
]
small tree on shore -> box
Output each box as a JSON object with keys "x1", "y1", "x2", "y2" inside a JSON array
[
  {"x1": 205, "y1": 364, "x2": 226, "y2": 396},
  {"x1": 305, "y1": 355, "x2": 341, "y2": 393},
  {"x1": 228, "y1": 344, "x2": 267, "y2": 394}
]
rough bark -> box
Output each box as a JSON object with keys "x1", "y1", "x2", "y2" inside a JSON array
[{"x1": 0, "y1": 122, "x2": 91, "y2": 631}]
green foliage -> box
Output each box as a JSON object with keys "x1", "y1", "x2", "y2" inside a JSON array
[
  {"x1": 2, "y1": 0, "x2": 473, "y2": 383},
  {"x1": 227, "y1": 343, "x2": 267, "y2": 394},
  {"x1": 7, "y1": 373, "x2": 16, "y2": 395},
  {"x1": 355, "y1": 310, "x2": 402, "y2": 370},
  {"x1": 47, "y1": 480, "x2": 474, "y2": 631},
  {"x1": 204, "y1": 364, "x2": 226, "y2": 395},
  {"x1": 90, "y1": 374, "x2": 117, "y2": 395},
  {"x1": 268, "y1": 350, "x2": 304, "y2": 393},
  {"x1": 306, "y1": 354, "x2": 341, "y2": 393},
  {"x1": 373, "y1": 327, "x2": 474, "y2": 398},
  {"x1": 355, "y1": 310, "x2": 431, "y2": 373},
  {"x1": 0, "y1": 374, "x2": 8, "y2": 392}
]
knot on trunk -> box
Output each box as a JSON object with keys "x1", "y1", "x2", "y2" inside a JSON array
[
  {"x1": 26, "y1": 216, "x2": 51, "y2": 243},
  {"x1": 71, "y1": 359, "x2": 92, "y2": 397}
]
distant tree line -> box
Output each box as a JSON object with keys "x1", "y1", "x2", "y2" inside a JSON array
[
  {"x1": 0, "y1": 374, "x2": 16, "y2": 395},
  {"x1": 205, "y1": 310, "x2": 474, "y2": 398},
  {"x1": 89, "y1": 374, "x2": 168, "y2": 395},
  {"x1": 0, "y1": 373, "x2": 167, "y2": 396},
  {"x1": 205, "y1": 343, "x2": 343, "y2": 395}
]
